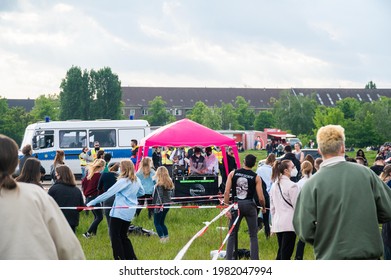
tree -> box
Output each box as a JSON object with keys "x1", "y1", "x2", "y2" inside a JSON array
[
  {"x1": 59, "y1": 66, "x2": 90, "y2": 120},
  {"x1": 254, "y1": 110, "x2": 274, "y2": 131},
  {"x1": 336, "y1": 97, "x2": 360, "y2": 120},
  {"x1": 348, "y1": 107, "x2": 381, "y2": 147},
  {"x1": 235, "y1": 96, "x2": 255, "y2": 130},
  {"x1": 2, "y1": 107, "x2": 33, "y2": 146},
  {"x1": 0, "y1": 97, "x2": 10, "y2": 136},
  {"x1": 187, "y1": 101, "x2": 209, "y2": 125},
  {"x1": 273, "y1": 91, "x2": 317, "y2": 135},
  {"x1": 30, "y1": 94, "x2": 60, "y2": 122},
  {"x1": 365, "y1": 81, "x2": 377, "y2": 89},
  {"x1": 313, "y1": 105, "x2": 345, "y2": 130},
  {"x1": 203, "y1": 105, "x2": 222, "y2": 130},
  {"x1": 366, "y1": 96, "x2": 391, "y2": 143},
  {"x1": 220, "y1": 102, "x2": 239, "y2": 130},
  {"x1": 60, "y1": 66, "x2": 122, "y2": 120},
  {"x1": 90, "y1": 67, "x2": 123, "y2": 120},
  {"x1": 146, "y1": 96, "x2": 175, "y2": 126},
  {"x1": 0, "y1": 97, "x2": 34, "y2": 146}
]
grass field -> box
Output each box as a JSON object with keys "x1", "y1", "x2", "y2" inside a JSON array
[
  {"x1": 76, "y1": 148, "x2": 379, "y2": 260},
  {"x1": 77, "y1": 206, "x2": 316, "y2": 260}
]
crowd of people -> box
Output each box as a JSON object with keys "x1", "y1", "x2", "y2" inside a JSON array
[
  {"x1": 0, "y1": 138, "x2": 235, "y2": 260},
  {"x1": 2, "y1": 127, "x2": 391, "y2": 261}
]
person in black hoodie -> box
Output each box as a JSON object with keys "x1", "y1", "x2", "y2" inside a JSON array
[
  {"x1": 97, "y1": 162, "x2": 120, "y2": 226},
  {"x1": 48, "y1": 165, "x2": 85, "y2": 233},
  {"x1": 280, "y1": 145, "x2": 301, "y2": 182}
]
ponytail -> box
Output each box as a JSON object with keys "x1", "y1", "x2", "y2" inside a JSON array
[
  {"x1": 271, "y1": 160, "x2": 291, "y2": 182},
  {"x1": 0, "y1": 134, "x2": 19, "y2": 191},
  {"x1": 0, "y1": 173, "x2": 17, "y2": 191}
]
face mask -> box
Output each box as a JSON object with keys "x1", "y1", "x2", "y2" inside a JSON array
[
  {"x1": 290, "y1": 167, "x2": 298, "y2": 177},
  {"x1": 117, "y1": 168, "x2": 121, "y2": 174}
]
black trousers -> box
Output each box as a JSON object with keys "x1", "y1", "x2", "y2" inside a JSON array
[
  {"x1": 226, "y1": 200, "x2": 259, "y2": 260},
  {"x1": 85, "y1": 196, "x2": 103, "y2": 235},
  {"x1": 295, "y1": 239, "x2": 306, "y2": 260},
  {"x1": 276, "y1": 231, "x2": 296, "y2": 260},
  {"x1": 135, "y1": 194, "x2": 153, "y2": 218},
  {"x1": 109, "y1": 217, "x2": 137, "y2": 260}
]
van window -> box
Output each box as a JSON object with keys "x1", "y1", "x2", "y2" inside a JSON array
[
  {"x1": 33, "y1": 130, "x2": 54, "y2": 150},
  {"x1": 59, "y1": 130, "x2": 87, "y2": 148},
  {"x1": 89, "y1": 129, "x2": 116, "y2": 147}
]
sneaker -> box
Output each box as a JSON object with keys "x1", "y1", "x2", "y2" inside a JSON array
[
  {"x1": 83, "y1": 232, "x2": 92, "y2": 239},
  {"x1": 159, "y1": 236, "x2": 169, "y2": 243}
]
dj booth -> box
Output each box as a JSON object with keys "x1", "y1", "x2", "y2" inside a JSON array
[{"x1": 172, "y1": 175, "x2": 220, "y2": 200}]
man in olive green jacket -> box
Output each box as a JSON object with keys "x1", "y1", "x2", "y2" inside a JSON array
[{"x1": 293, "y1": 125, "x2": 391, "y2": 260}]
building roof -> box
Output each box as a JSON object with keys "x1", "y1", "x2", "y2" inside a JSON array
[
  {"x1": 122, "y1": 87, "x2": 391, "y2": 109},
  {"x1": 7, "y1": 99, "x2": 35, "y2": 111},
  {"x1": 122, "y1": 87, "x2": 283, "y2": 109}
]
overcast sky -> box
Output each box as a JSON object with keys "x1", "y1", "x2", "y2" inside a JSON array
[{"x1": 1, "y1": 0, "x2": 390, "y2": 99}]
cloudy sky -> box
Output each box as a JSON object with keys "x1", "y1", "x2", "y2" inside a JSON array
[{"x1": 1, "y1": 0, "x2": 390, "y2": 99}]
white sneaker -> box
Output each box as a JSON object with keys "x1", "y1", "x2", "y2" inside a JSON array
[{"x1": 160, "y1": 236, "x2": 169, "y2": 243}]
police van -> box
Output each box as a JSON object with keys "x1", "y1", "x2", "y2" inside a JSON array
[{"x1": 19, "y1": 119, "x2": 150, "y2": 178}]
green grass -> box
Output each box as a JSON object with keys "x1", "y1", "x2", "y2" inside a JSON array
[
  {"x1": 76, "y1": 148, "x2": 377, "y2": 260},
  {"x1": 77, "y1": 205, "x2": 314, "y2": 260}
]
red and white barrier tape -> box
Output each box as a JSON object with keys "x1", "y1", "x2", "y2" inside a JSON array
[
  {"x1": 59, "y1": 204, "x2": 228, "y2": 210},
  {"x1": 212, "y1": 209, "x2": 240, "y2": 260},
  {"x1": 138, "y1": 194, "x2": 225, "y2": 201},
  {"x1": 174, "y1": 203, "x2": 235, "y2": 260}
]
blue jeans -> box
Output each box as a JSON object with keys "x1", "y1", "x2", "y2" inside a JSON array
[
  {"x1": 154, "y1": 208, "x2": 169, "y2": 238},
  {"x1": 81, "y1": 166, "x2": 86, "y2": 180}
]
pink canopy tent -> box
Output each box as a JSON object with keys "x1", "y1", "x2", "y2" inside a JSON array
[{"x1": 136, "y1": 118, "x2": 240, "y2": 174}]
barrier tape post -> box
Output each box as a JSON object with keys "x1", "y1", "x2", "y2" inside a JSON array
[
  {"x1": 212, "y1": 206, "x2": 240, "y2": 260},
  {"x1": 173, "y1": 203, "x2": 234, "y2": 260}
]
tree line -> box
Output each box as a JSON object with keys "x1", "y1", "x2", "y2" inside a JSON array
[
  {"x1": 0, "y1": 65, "x2": 387, "y2": 149},
  {"x1": 145, "y1": 89, "x2": 390, "y2": 148},
  {"x1": 178, "y1": 90, "x2": 391, "y2": 148}
]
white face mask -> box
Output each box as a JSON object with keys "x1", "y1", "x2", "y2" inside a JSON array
[{"x1": 290, "y1": 167, "x2": 298, "y2": 177}]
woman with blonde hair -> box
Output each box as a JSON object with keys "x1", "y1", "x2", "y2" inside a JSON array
[
  {"x1": 152, "y1": 166, "x2": 174, "y2": 243},
  {"x1": 270, "y1": 159, "x2": 300, "y2": 260},
  {"x1": 294, "y1": 160, "x2": 313, "y2": 260},
  {"x1": 87, "y1": 159, "x2": 145, "y2": 260},
  {"x1": 136, "y1": 157, "x2": 156, "y2": 219},
  {"x1": 48, "y1": 165, "x2": 84, "y2": 232},
  {"x1": 82, "y1": 158, "x2": 106, "y2": 238},
  {"x1": 297, "y1": 160, "x2": 313, "y2": 190}
]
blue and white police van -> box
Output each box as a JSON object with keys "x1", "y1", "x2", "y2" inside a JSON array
[{"x1": 18, "y1": 119, "x2": 150, "y2": 178}]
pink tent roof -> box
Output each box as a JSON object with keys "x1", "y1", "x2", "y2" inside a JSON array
[
  {"x1": 137, "y1": 118, "x2": 241, "y2": 172},
  {"x1": 140, "y1": 118, "x2": 236, "y2": 147}
]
